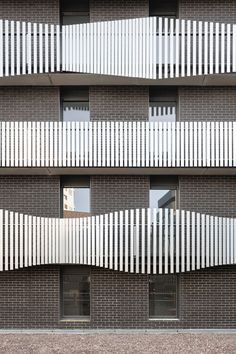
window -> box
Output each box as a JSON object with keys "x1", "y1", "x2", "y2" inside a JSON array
[
  {"x1": 61, "y1": 0, "x2": 89, "y2": 25},
  {"x1": 61, "y1": 176, "x2": 90, "y2": 218},
  {"x1": 149, "y1": 88, "x2": 177, "y2": 122},
  {"x1": 61, "y1": 88, "x2": 90, "y2": 122},
  {"x1": 149, "y1": 274, "x2": 178, "y2": 319},
  {"x1": 149, "y1": 177, "x2": 178, "y2": 210},
  {"x1": 149, "y1": 0, "x2": 178, "y2": 18},
  {"x1": 61, "y1": 267, "x2": 90, "y2": 319}
]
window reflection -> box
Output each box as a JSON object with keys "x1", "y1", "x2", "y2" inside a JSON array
[
  {"x1": 63, "y1": 187, "x2": 90, "y2": 218},
  {"x1": 62, "y1": 88, "x2": 90, "y2": 122},
  {"x1": 149, "y1": 189, "x2": 176, "y2": 210},
  {"x1": 61, "y1": 0, "x2": 90, "y2": 25},
  {"x1": 149, "y1": 88, "x2": 177, "y2": 122}
]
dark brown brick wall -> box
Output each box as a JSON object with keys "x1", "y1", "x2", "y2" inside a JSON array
[
  {"x1": 0, "y1": 176, "x2": 60, "y2": 218},
  {"x1": 90, "y1": 86, "x2": 149, "y2": 122},
  {"x1": 179, "y1": 176, "x2": 236, "y2": 218},
  {"x1": 90, "y1": 0, "x2": 149, "y2": 22},
  {"x1": 91, "y1": 176, "x2": 150, "y2": 215},
  {"x1": 179, "y1": 0, "x2": 236, "y2": 23},
  {"x1": 0, "y1": 265, "x2": 235, "y2": 329},
  {"x1": 0, "y1": 0, "x2": 59, "y2": 24},
  {"x1": 0, "y1": 87, "x2": 60, "y2": 122},
  {"x1": 179, "y1": 87, "x2": 236, "y2": 122}
]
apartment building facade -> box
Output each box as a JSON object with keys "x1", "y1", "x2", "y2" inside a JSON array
[{"x1": 0, "y1": 0, "x2": 235, "y2": 329}]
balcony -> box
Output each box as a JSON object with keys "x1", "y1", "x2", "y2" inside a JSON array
[
  {"x1": 0, "y1": 121, "x2": 236, "y2": 175},
  {"x1": 0, "y1": 207, "x2": 235, "y2": 274},
  {"x1": 0, "y1": 17, "x2": 236, "y2": 86}
]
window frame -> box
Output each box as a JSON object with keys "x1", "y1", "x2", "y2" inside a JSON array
[
  {"x1": 148, "y1": 274, "x2": 179, "y2": 320},
  {"x1": 60, "y1": 266, "x2": 91, "y2": 321}
]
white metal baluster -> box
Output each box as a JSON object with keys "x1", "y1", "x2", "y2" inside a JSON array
[
  {"x1": 130, "y1": 209, "x2": 134, "y2": 273},
  {"x1": 175, "y1": 209, "x2": 180, "y2": 273},
  {"x1": 204, "y1": 22, "x2": 208, "y2": 75},
  {"x1": 125, "y1": 210, "x2": 129, "y2": 272},
  {"x1": 114, "y1": 211, "x2": 118, "y2": 271},
  {"x1": 158, "y1": 17, "x2": 163, "y2": 79},
  {"x1": 104, "y1": 214, "x2": 108, "y2": 268},
  {"x1": 187, "y1": 20, "x2": 191, "y2": 76},
  {"x1": 0, "y1": 20, "x2": 3, "y2": 77},
  {"x1": 159, "y1": 208, "x2": 163, "y2": 274},
  {"x1": 198, "y1": 21, "x2": 202, "y2": 76},
  {"x1": 201, "y1": 214, "x2": 205, "y2": 269},
  {"x1": 141, "y1": 208, "x2": 145, "y2": 274},
  {"x1": 192, "y1": 21, "x2": 197, "y2": 76},
  {"x1": 0, "y1": 210, "x2": 2, "y2": 271},
  {"x1": 33, "y1": 23, "x2": 37, "y2": 74},
  {"x1": 191, "y1": 212, "x2": 195, "y2": 271},
  {"x1": 5, "y1": 211, "x2": 9, "y2": 270},
  {"x1": 135, "y1": 209, "x2": 140, "y2": 274},
  {"x1": 5, "y1": 20, "x2": 9, "y2": 77},
  {"x1": 209, "y1": 22, "x2": 214, "y2": 74},
  {"x1": 10, "y1": 212, "x2": 14, "y2": 270},
  {"x1": 221, "y1": 24, "x2": 225, "y2": 73},
  {"x1": 147, "y1": 208, "x2": 151, "y2": 274},
  {"x1": 227, "y1": 24, "x2": 231, "y2": 73},
  {"x1": 215, "y1": 23, "x2": 219, "y2": 74},
  {"x1": 206, "y1": 214, "x2": 210, "y2": 268},
  {"x1": 109, "y1": 213, "x2": 113, "y2": 270},
  {"x1": 181, "y1": 20, "x2": 185, "y2": 77},
  {"x1": 215, "y1": 216, "x2": 218, "y2": 267},
  {"x1": 119, "y1": 210, "x2": 123, "y2": 272},
  {"x1": 20, "y1": 213, "x2": 23, "y2": 268}
]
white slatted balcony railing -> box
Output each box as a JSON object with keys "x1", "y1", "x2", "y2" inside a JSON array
[
  {"x1": 0, "y1": 17, "x2": 236, "y2": 79},
  {"x1": 0, "y1": 208, "x2": 235, "y2": 274},
  {"x1": 0, "y1": 121, "x2": 236, "y2": 169}
]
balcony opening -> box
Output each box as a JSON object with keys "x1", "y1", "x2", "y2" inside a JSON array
[
  {"x1": 61, "y1": 176, "x2": 91, "y2": 218},
  {"x1": 149, "y1": 0, "x2": 178, "y2": 18},
  {"x1": 61, "y1": 87, "x2": 90, "y2": 122},
  {"x1": 60, "y1": 0, "x2": 90, "y2": 25},
  {"x1": 149, "y1": 88, "x2": 178, "y2": 122}
]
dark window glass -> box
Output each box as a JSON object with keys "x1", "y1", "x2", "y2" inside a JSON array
[
  {"x1": 149, "y1": 177, "x2": 178, "y2": 210},
  {"x1": 61, "y1": 267, "x2": 90, "y2": 319},
  {"x1": 61, "y1": 0, "x2": 89, "y2": 25},
  {"x1": 149, "y1": 274, "x2": 178, "y2": 319},
  {"x1": 61, "y1": 88, "x2": 90, "y2": 122},
  {"x1": 149, "y1": 88, "x2": 177, "y2": 122},
  {"x1": 149, "y1": 0, "x2": 178, "y2": 18}
]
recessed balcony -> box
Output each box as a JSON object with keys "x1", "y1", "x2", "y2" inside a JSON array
[
  {"x1": 0, "y1": 17, "x2": 236, "y2": 86},
  {"x1": 0, "y1": 121, "x2": 236, "y2": 175},
  {"x1": 0, "y1": 207, "x2": 235, "y2": 274}
]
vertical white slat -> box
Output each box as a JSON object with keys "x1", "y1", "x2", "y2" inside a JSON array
[
  {"x1": 97, "y1": 121, "x2": 101, "y2": 167},
  {"x1": 234, "y1": 219, "x2": 236, "y2": 265},
  {"x1": 167, "y1": 122, "x2": 172, "y2": 167},
  {"x1": 229, "y1": 121, "x2": 232, "y2": 167},
  {"x1": 227, "y1": 24, "x2": 231, "y2": 73},
  {"x1": 169, "y1": 18, "x2": 174, "y2": 78},
  {"x1": 185, "y1": 122, "x2": 189, "y2": 167},
  {"x1": 44, "y1": 24, "x2": 49, "y2": 73},
  {"x1": 102, "y1": 121, "x2": 106, "y2": 167},
  {"x1": 109, "y1": 213, "x2": 113, "y2": 270},
  {"x1": 10, "y1": 212, "x2": 14, "y2": 270},
  {"x1": 181, "y1": 20, "x2": 185, "y2": 77},
  {"x1": 15, "y1": 213, "x2": 19, "y2": 268},
  {"x1": 141, "y1": 122, "x2": 145, "y2": 167},
  {"x1": 110, "y1": 122, "x2": 114, "y2": 167},
  {"x1": 0, "y1": 20, "x2": 3, "y2": 77},
  {"x1": 231, "y1": 218, "x2": 234, "y2": 265},
  {"x1": 62, "y1": 122, "x2": 67, "y2": 167},
  {"x1": 164, "y1": 18, "x2": 169, "y2": 78},
  {"x1": 21, "y1": 21, "x2": 26, "y2": 75},
  {"x1": 4, "y1": 20, "x2": 9, "y2": 77},
  {"x1": 224, "y1": 121, "x2": 228, "y2": 167},
  {"x1": 221, "y1": 23, "x2": 225, "y2": 73},
  {"x1": 201, "y1": 214, "x2": 205, "y2": 269},
  {"x1": 10, "y1": 21, "x2": 15, "y2": 76},
  {"x1": 175, "y1": 209, "x2": 180, "y2": 273},
  {"x1": 189, "y1": 121, "x2": 193, "y2": 167},
  {"x1": 119, "y1": 210, "x2": 123, "y2": 272},
  {"x1": 133, "y1": 122, "x2": 137, "y2": 167},
  {"x1": 223, "y1": 217, "x2": 226, "y2": 265},
  {"x1": 141, "y1": 208, "x2": 145, "y2": 274},
  {"x1": 28, "y1": 215, "x2": 33, "y2": 266},
  {"x1": 219, "y1": 217, "x2": 222, "y2": 266},
  {"x1": 214, "y1": 216, "x2": 218, "y2": 267},
  {"x1": 66, "y1": 121, "x2": 71, "y2": 167},
  {"x1": 209, "y1": 22, "x2": 214, "y2": 74},
  {"x1": 24, "y1": 214, "x2": 28, "y2": 268},
  {"x1": 180, "y1": 122, "x2": 185, "y2": 167},
  {"x1": 19, "y1": 213, "x2": 23, "y2": 268},
  {"x1": 27, "y1": 121, "x2": 31, "y2": 167},
  {"x1": 159, "y1": 208, "x2": 163, "y2": 274},
  {"x1": 50, "y1": 24, "x2": 55, "y2": 72},
  {"x1": 158, "y1": 17, "x2": 163, "y2": 79},
  {"x1": 198, "y1": 21, "x2": 203, "y2": 76},
  {"x1": 204, "y1": 22, "x2": 208, "y2": 75},
  {"x1": 169, "y1": 208, "x2": 174, "y2": 274},
  {"x1": 163, "y1": 122, "x2": 167, "y2": 167},
  {"x1": 192, "y1": 21, "x2": 197, "y2": 76},
  {"x1": 164, "y1": 209, "x2": 169, "y2": 274},
  {"x1": 36, "y1": 217, "x2": 40, "y2": 265},
  {"x1": 187, "y1": 20, "x2": 191, "y2": 76},
  {"x1": 10, "y1": 122, "x2": 14, "y2": 167},
  {"x1": 6, "y1": 121, "x2": 10, "y2": 167},
  {"x1": 91, "y1": 216, "x2": 95, "y2": 266},
  {"x1": 215, "y1": 23, "x2": 219, "y2": 74},
  {"x1": 32, "y1": 216, "x2": 36, "y2": 266},
  {"x1": 44, "y1": 217, "x2": 48, "y2": 265},
  {"x1": 152, "y1": 208, "x2": 157, "y2": 274},
  {"x1": 104, "y1": 214, "x2": 108, "y2": 268},
  {"x1": 130, "y1": 209, "x2": 134, "y2": 273},
  {"x1": 0, "y1": 210, "x2": 3, "y2": 271},
  {"x1": 72, "y1": 218, "x2": 76, "y2": 264},
  {"x1": 202, "y1": 121, "x2": 206, "y2": 167},
  {"x1": 41, "y1": 218, "x2": 45, "y2": 265},
  {"x1": 119, "y1": 122, "x2": 124, "y2": 167},
  {"x1": 31, "y1": 122, "x2": 36, "y2": 167},
  {"x1": 33, "y1": 23, "x2": 37, "y2": 74},
  {"x1": 147, "y1": 208, "x2": 151, "y2": 274},
  {"x1": 79, "y1": 218, "x2": 83, "y2": 265},
  {"x1": 206, "y1": 214, "x2": 210, "y2": 268},
  {"x1": 206, "y1": 122, "x2": 211, "y2": 167},
  {"x1": 210, "y1": 216, "x2": 214, "y2": 267},
  {"x1": 226, "y1": 218, "x2": 230, "y2": 265},
  {"x1": 135, "y1": 209, "x2": 140, "y2": 274},
  {"x1": 146, "y1": 120, "x2": 150, "y2": 167},
  {"x1": 125, "y1": 210, "x2": 129, "y2": 272},
  {"x1": 124, "y1": 122, "x2": 128, "y2": 167},
  {"x1": 27, "y1": 22, "x2": 32, "y2": 74},
  {"x1": 233, "y1": 25, "x2": 236, "y2": 73},
  {"x1": 107, "y1": 121, "x2": 110, "y2": 167},
  {"x1": 186, "y1": 211, "x2": 190, "y2": 272},
  {"x1": 56, "y1": 25, "x2": 60, "y2": 72},
  {"x1": 114, "y1": 211, "x2": 118, "y2": 271},
  {"x1": 196, "y1": 213, "x2": 201, "y2": 269},
  {"x1": 83, "y1": 217, "x2": 87, "y2": 265},
  {"x1": 175, "y1": 19, "x2": 180, "y2": 78},
  {"x1": 39, "y1": 23, "x2": 43, "y2": 73},
  {"x1": 191, "y1": 212, "x2": 196, "y2": 271},
  {"x1": 4, "y1": 211, "x2": 9, "y2": 270},
  {"x1": 181, "y1": 210, "x2": 185, "y2": 272},
  {"x1": 219, "y1": 122, "x2": 224, "y2": 167},
  {"x1": 88, "y1": 122, "x2": 93, "y2": 167}
]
